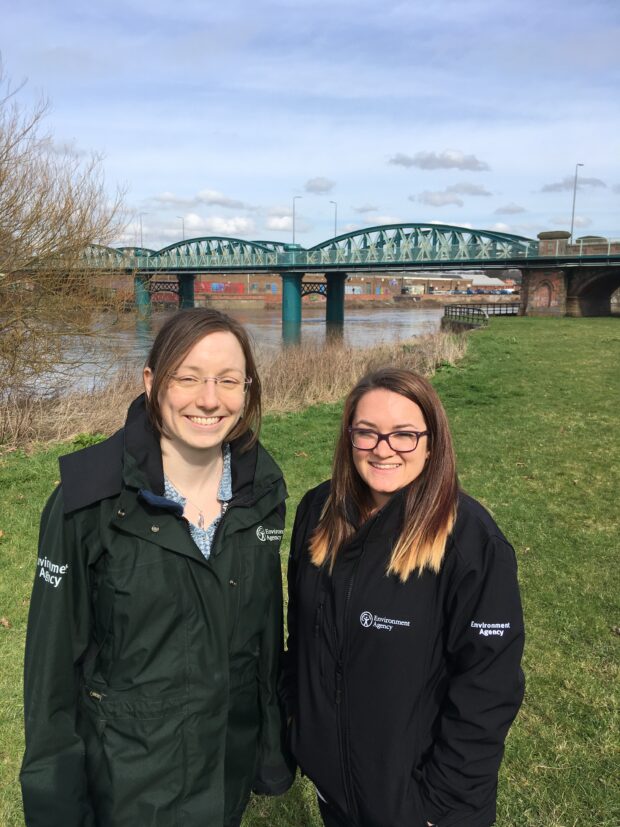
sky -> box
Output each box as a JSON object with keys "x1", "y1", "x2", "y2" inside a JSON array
[{"x1": 2, "y1": 0, "x2": 619, "y2": 249}]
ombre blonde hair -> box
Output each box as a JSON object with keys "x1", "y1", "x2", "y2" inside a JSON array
[{"x1": 309, "y1": 368, "x2": 458, "y2": 581}]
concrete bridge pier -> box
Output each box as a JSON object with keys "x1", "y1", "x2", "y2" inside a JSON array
[
  {"x1": 178, "y1": 273, "x2": 196, "y2": 309},
  {"x1": 281, "y1": 271, "x2": 304, "y2": 344},
  {"x1": 325, "y1": 271, "x2": 347, "y2": 326},
  {"x1": 134, "y1": 274, "x2": 151, "y2": 319}
]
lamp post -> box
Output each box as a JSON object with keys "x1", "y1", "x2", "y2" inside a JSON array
[
  {"x1": 569, "y1": 163, "x2": 584, "y2": 242},
  {"x1": 138, "y1": 212, "x2": 148, "y2": 248},
  {"x1": 177, "y1": 215, "x2": 185, "y2": 240},
  {"x1": 329, "y1": 200, "x2": 338, "y2": 238},
  {"x1": 292, "y1": 195, "x2": 302, "y2": 244}
]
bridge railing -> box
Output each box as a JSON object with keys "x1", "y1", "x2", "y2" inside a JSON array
[
  {"x1": 542, "y1": 239, "x2": 620, "y2": 258},
  {"x1": 443, "y1": 303, "x2": 520, "y2": 326},
  {"x1": 443, "y1": 305, "x2": 489, "y2": 326},
  {"x1": 474, "y1": 303, "x2": 520, "y2": 316}
]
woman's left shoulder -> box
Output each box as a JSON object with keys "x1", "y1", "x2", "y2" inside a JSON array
[{"x1": 449, "y1": 492, "x2": 515, "y2": 568}]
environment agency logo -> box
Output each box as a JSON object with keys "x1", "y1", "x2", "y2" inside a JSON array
[
  {"x1": 359, "y1": 610, "x2": 412, "y2": 632},
  {"x1": 360, "y1": 611, "x2": 374, "y2": 628},
  {"x1": 255, "y1": 525, "x2": 284, "y2": 543}
]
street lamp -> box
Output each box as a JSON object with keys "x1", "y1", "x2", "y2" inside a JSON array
[
  {"x1": 569, "y1": 163, "x2": 584, "y2": 242},
  {"x1": 138, "y1": 212, "x2": 148, "y2": 248},
  {"x1": 292, "y1": 195, "x2": 302, "y2": 244},
  {"x1": 177, "y1": 215, "x2": 185, "y2": 240},
  {"x1": 329, "y1": 200, "x2": 338, "y2": 238}
]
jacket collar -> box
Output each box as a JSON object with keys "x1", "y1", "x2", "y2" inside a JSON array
[
  {"x1": 60, "y1": 393, "x2": 277, "y2": 513},
  {"x1": 122, "y1": 394, "x2": 262, "y2": 499},
  {"x1": 339, "y1": 487, "x2": 407, "y2": 559}
]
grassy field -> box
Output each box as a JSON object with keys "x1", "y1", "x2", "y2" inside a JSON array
[{"x1": 1, "y1": 317, "x2": 618, "y2": 825}]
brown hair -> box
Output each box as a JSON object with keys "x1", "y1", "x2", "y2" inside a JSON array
[
  {"x1": 144, "y1": 308, "x2": 261, "y2": 448},
  {"x1": 309, "y1": 367, "x2": 458, "y2": 580}
]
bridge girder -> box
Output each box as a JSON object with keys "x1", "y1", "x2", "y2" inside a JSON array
[{"x1": 86, "y1": 224, "x2": 619, "y2": 273}]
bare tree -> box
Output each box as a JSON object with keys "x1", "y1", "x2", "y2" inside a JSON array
[{"x1": 0, "y1": 66, "x2": 127, "y2": 422}]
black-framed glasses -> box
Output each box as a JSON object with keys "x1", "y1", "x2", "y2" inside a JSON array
[{"x1": 348, "y1": 427, "x2": 429, "y2": 453}]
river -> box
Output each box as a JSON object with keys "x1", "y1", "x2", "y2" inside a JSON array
[
  {"x1": 56, "y1": 304, "x2": 445, "y2": 393},
  {"x1": 115, "y1": 304, "x2": 443, "y2": 357}
]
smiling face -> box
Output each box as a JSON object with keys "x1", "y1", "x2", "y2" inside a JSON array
[
  {"x1": 143, "y1": 330, "x2": 247, "y2": 456},
  {"x1": 351, "y1": 388, "x2": 430, "y2": 509}
]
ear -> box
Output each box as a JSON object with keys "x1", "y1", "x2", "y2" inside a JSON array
[{"x1": 143, "y1": 367, "x2": 153, "y2": 399}]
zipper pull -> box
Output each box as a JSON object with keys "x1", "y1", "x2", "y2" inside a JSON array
[{"x1": 88, "y1": 688, "x2": 105, "y2": 701}]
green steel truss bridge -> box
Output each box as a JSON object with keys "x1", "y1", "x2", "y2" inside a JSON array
[
  {"x1": 85, "y1": 223, "x2": 620, "y2": 326},
  {"x1": 90, "y1": 224, "x2": 546, "y2": 272}
]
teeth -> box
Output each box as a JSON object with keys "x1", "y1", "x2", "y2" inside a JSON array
[
  {"x1": 370, "y1": 463, "x2": 400, "y2": 469},
  {"x1": 187, "y1": 416, "x2": 221, "y2": 425}
]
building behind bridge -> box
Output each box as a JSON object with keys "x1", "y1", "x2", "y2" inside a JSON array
[{"x1": 149, "y1": 270, "x2": 517, "y2": 306}]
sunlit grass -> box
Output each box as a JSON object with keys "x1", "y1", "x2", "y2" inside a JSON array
[{"x1": 1, "y1": 318, "x2": 618, "y2": 826}]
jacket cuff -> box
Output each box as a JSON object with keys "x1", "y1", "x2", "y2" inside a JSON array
[{"x1": 252, "y1": 763, "x2": 296, "y2": 796}]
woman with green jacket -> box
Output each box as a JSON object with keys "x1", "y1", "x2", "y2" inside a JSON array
[{"x1": 21, "y1": 309, "x2": 293, "y2": 827}]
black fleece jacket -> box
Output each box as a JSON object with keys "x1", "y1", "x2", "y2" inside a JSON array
[{"x1": 282, "y1": 482, "x2": 524, "y2": 827}]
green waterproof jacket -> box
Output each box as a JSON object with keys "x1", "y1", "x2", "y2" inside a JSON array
[{"x1": 20, "y1": 395, "x2": 294, "y2": 827}]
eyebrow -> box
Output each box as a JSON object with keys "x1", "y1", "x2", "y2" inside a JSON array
[
  {"x1": 354, "y1": 420, "x2": 421, "y2": 429},
  {"x1": 176, "y1": 364, "x2": 244, "y2": 374}
]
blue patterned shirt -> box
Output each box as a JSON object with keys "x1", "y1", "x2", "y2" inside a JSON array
[{"x1": 164, "y1": 443, "x2": 232, "y2": 560}]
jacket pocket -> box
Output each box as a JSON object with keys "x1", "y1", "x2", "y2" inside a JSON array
[{"x1": 79, "y1": 690, "x2": 185, "y2": 826}]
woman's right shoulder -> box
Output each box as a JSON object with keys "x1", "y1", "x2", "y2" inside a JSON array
[
  {"x1": 58, "y1": 429, "x2": 125, "y2": 514},
  {"x1": 296, "y1": 479, "x2": 331, "y2": 521},
  {"x1": 290, "y1": 481, "x2": 331, "y2": 560}
]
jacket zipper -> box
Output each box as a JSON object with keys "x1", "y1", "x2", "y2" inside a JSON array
[
  {"x1": 314, "y1": 588, "x2": 326, "y2": 684},
  {"x1": 333, "y1": 561, "x2": 361, "y2": 824}
]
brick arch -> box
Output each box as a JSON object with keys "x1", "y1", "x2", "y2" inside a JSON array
[
  {"x1": 567, "y1": 268, "x2": 620, "y2": 316},
  {"x1": 532, "y1": 280, "x2": 553, "y2": 308}
]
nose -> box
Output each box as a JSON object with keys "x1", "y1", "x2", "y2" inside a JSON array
[
  {"x1": 194, "y1": 379, "x2": 220, "y2": 408},
  {"x1": 372, "y1": 435, "x2": 395, "y2": 458}
]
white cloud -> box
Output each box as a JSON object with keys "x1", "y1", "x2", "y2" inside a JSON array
[
  {"x1": 495, "y1": 203, "x2": 526, "y2": 215},
  {"x1": 152, "y1": 190, "x2": 248, "y2": 209},
  {"x1": 389, "y1": 150, "x2": 490, "y2": 171},
  {"x1": 364, "y1": 215, "x2": 401, "y2": 226},
  {"x1": 447, "y1": 182, "x2": 492, "y2": 196},
  {"x1": 185, "y1": 213, "x2": 255, "y2": 235},
  {"x1": 265, "y1": 216, "x2": 292, "y2": 231},
  {"x1": 352, "y1": 203, "x2": 379, "y2": 213},
  {"x1": 541, "y1": 176, "x2": 606, "y2": 192},
  {"x1": 492, "y1": 222, "x2": 512, "y2": 233},
  {"x1": 305, "y1": 177, "x2": 335, "y2": 194},
  {"x1": 197, "y1": 189, "x2": 247, "y2": 209},
  {"x1": 613, "y1": 184, "x2": 620, "y2": 194},
  {"x1": 412, "y1": 182, "x2": 492, "y2": 207},
  {"x1": 416, "y1": 191, "x2": 464, "y2": 207},
  {"x1": 153, "y1": 192, "x2": 199, "y2": 207}
]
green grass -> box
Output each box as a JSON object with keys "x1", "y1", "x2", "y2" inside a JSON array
[{"x1": 1, "y1": 317, "x2": 619, "y2": 826}]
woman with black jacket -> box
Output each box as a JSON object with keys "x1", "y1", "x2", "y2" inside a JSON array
[{"x1": 282, "y1": 367, "x2": 524, "y2": 827}]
